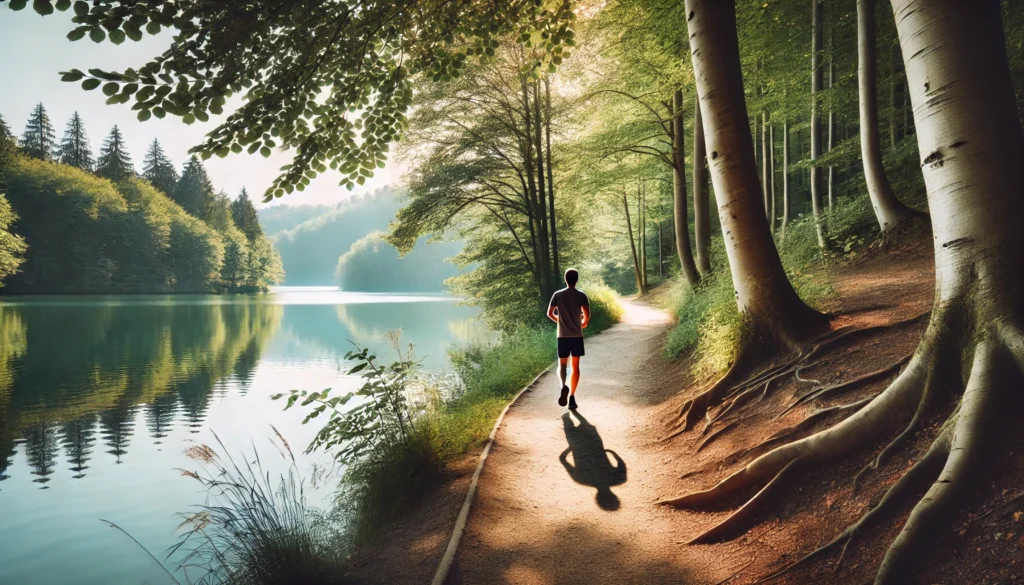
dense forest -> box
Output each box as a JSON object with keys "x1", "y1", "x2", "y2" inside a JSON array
[
  {"x1": 0, "y1": 106, "x2": 282, "y2": 294},
  {"x1": 15, "y1": 0, "x2": 1024, "y2": 582}
]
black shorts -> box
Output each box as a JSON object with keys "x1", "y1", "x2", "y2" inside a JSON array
[{"x1": 557, "y1": 337, "x2": 585, "y2": 358}]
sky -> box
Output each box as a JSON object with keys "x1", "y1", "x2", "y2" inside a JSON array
[{"x1": 0, "y1": 8, "x2": 404, "y2": 208}]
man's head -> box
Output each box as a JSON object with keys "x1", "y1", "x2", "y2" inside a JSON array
[{"x1": 564, "y1": 268, "x2": 579, "y2": 287}]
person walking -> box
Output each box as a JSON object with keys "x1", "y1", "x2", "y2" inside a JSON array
[{"x1": 546, "y1": 268, "x2": 591, "y2": 409}]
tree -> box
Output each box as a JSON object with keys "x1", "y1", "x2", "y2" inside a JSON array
[
  {"x1": 659, "y1": 2, "x2": 1024, "y2": 583},
  {"x1": 856, "y1": 0, "x2": 920, "y2": 234},
  {"x1": 174, "y1": 156, "x2": 214, "y2": 218},
  {"x1": 674, "y1": 0, "x2": 828, "y2": 429},
  {"x1": 808, "y1": 0, "x2": 827, "y2": 249},
  {"x1": 95, "y1": 126, "x2": 134, "y2": 181},
  {"x1": 57, "y1": 112, "x2": 94, "y2": 171},
  {"x1": 231, "y1": 188, "x2": 263, "y2": 242},
  {"x1": 692, "y1": 96, "x2": 712, "y2": 277},
  {"x1": 142, "y1": 139, "x2": 178, "y2": 196},
  {"x1": 671, "y1": 90, "x2": 701, "y2": 287},
  {"x1": 19, "y1": 103, "x2": 57, "y2": 161},
  {"x1": 48, "y1": 0, "x2": 576, "y2": 201},
  {"x1": 0, "y1": 129, "x2": 27, "y2": 286},
  {"x1": 0, "y1": 113, "x2": 13, "y2": 144}
]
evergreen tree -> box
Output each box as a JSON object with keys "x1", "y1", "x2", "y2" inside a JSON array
[
  {"x1": 58, "y1": 112, "x2": 94, "y2": 171},
  {"x1": 19, "y1": 103, "x2": 57, "y2": 161},
  {"x1": 141, "y1": 138, "x2": 178, "y2": 195},
  {"x1": 174, "y1": 156, "x2": 214, "y2": 218},
  {"x1": 0, "y1": 113, "x2": 13, "y2": 145},
  {"x1": 95, "y1": 125, "x2": 134, "y2": 181},
  {"x1": 231, "y1": 188, "x2": 263, "y2": 241}
]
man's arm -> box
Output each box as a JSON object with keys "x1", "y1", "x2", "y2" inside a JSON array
[
  {"x1": 581, "y1": 305, "x2": 591, "y2": 329},
  {"x1": 547, "y1": 304, "x2": 559, "y2": 323}
]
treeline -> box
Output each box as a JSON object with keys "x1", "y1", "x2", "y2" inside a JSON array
[
  {"x1": 335, "y1": 231, "x2": 462, "y2": 293},
  {"x1": 0, "y1": 105, "x2": 282, "y2": 293}
]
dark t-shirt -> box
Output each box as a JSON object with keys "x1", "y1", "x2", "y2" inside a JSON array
[{"x1": 549, "y1": 287, "x2": 589, "y2": 338}]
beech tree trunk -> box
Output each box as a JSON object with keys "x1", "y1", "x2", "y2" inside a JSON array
[
  {"x1": 673, "y1": 89, "x2": 702, "y2": 287},
  {"x1": 782, "y1": 119, "x2": 791, "y2": 234},
  {"x1": 857, "y1": 0, "x2": 919, "y2": 233},
  {"x1": 827, "y1": 28, "x2": 836, "y2": 209},
  {"x1": 769, "y1": 125, "x2": 776, "y2": 233},
  {"x1": 685, "y1": 0, "x2": 825, "y2": 338},
  {"x1": 623, "y1": 189, "x2": 644, "y2": 295},
  {"x1": 640, "y1": 183, "x2": 648, "y2": 289},
  {"x1": 762, "y1": 111, "x2": 769, "y2": 216},
  {"x1": 873, "y1": 1, "x2": 1024, "y2": 580},
  {"x1": 809, "y1": 0, "x2": 827, "y2": 248},
  {"x1": 693, "y1": 95, "x2": 712, "y2": 277},
  {"x1": 544, "y1": 79, "x2": 560, "y2": 281}
]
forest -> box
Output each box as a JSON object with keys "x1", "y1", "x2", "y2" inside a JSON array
[
  {"x1": 0, "y1": 105, "x2": 283, "y2": 294},
  {"x1": 9, "y1": 0, "x2": 1024, "y2": 583}
]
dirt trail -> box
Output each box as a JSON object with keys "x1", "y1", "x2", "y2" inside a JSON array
[{"x1": 447, "y1": 299, "x2": 733, "y2": 585}]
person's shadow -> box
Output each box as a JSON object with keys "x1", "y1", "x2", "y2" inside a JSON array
[{"x1": 559, "y1": 411, "x2": 627, "y2": 511}]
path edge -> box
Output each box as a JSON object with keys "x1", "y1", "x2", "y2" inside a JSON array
[{"x1": 430, "y1": 361, "x2": 555, "y2": 585}]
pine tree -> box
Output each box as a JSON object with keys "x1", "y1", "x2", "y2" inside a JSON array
[
  {"x1": 174, "y1": 156, "x2": 214, "y2": 218},
  {"x1": 95, "y1": 125, "x2": 135, "y2": 181},
  {"x1": 58, "y1": 112, "x2": 94, "y2": 171},
  {"x1": 0, "y1": 113, "x2": 13, "y2": 145},
  {"x1": 231, "y1": 188, "x2": 263, "y2": 241},
  {"x1": 142, "y1": 138, "x2": 178, "y2": 195},
  {"x1": 19, "y1": 103, "x2": 57, "y2": 161}
]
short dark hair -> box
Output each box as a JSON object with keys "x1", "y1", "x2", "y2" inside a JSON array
[{"x1": 564, "y1": 268, "x2": 579, "y2": 286}]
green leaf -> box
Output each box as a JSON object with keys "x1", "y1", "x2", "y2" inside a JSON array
[
  {"x1": 123, "y1": 23, "x2": 142, "y2": 42},
  {"x1": 8, "y1": 0, "x2": 28, "y2": 11},
  {"x1": 152, "y1": 107, "x2": 165, "y2": 119},
  {"x1": 146, "y1": 21, "x2": 161, "y2": 35},
  {"x1": 102, "y1": 82, "x2": 119, "y2": 96},
  {"x1": 182, "y1": 113, "x2": 196, "y2": 125},
  {"x1": 137, "y1": 109, "x2": 151, "y2": 122},
  {"x1": 32, "y1": 0, "x2": 53, "y2": 16},
  {"x1": 60, "y1": 70, "x2": 84, "y2": 82},
  {"x1": 260, "y1": 146, "x2": 271, "y2": 158},
  {"x1": 54, "y1": 0, "x2": 69, "y2": 10},
  {"x1": 89, "y1": 27, "x2": 105, "y2": 43},
  {"x1": 109, "y1": 29, "x2": 125, "y2": 45},
  {"x1": 67, "y1": 27, "x2": 87, "y2": 41},
  {"x1": 81, "y1": 78, "x2": 100, "y2": 91},
  {"x1": 72, "y1": 0, "x2": 87, "y2": 16}
]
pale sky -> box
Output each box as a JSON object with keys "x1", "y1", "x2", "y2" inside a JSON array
[{"x1": 0, "y1": 8, "x2": 404, "y2": 208}]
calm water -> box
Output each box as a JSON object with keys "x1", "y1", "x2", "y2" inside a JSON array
[{"x1": 0, "y1": 287, "x2": 491, "y2": 585}]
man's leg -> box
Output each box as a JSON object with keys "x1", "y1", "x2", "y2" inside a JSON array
[
  {"x1": 569, "y1": 355, "x2": 581, "y2": 395},
  {"x1": 558, "y1": 357, "x2": 569, "y2": 388},
  {"x1": 558, "y1": 356, "x2": 570, "y2": 406}
]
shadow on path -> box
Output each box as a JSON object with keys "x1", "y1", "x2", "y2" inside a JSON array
[{"x1": 559, "y1": 411, "x2": 626, "y2": 511}]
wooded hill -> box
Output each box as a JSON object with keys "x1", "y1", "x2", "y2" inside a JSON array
[{"x1": 0, "y1": 107, "x2": 282, "y2": 294}]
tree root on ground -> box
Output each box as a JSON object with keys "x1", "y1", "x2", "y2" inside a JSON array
[
  {"x1": 660, "y1": 321, "x2": 1020, "y2": 584},
  {"x1": 666, "y1": 314, "x2": 928, "y2": 439}
]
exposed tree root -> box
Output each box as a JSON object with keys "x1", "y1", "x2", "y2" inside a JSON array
[
  {"x1": 668, "y1": 314, "x2": 927, "y2": 438},
  {"x1": 754, "y1": 425, "x2": 953, "y2": 583},
  {"x1": 780, "y1": 354, "x2": 912, "y2": 418},
  {"x1": 664, "y1": 315, "x2": 1021, "y2": 584},
  {"x1": 731, "y1": 398, "x2": 874, "y2": 462},
  {"x1": 696, "y1": 421, "x2": 739, "y2": 452}
]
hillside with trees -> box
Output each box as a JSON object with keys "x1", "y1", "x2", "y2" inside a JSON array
[
  {"x1": 334, "y1": 231, "x2": 461, "y2": 293},
  {"x1": 0, "y1": 106, "x2": 282, "y2": 294}
]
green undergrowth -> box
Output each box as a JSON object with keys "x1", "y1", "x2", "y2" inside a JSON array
[{"x1": 665, "y1": 192, "x2": 888, "y2": 380}]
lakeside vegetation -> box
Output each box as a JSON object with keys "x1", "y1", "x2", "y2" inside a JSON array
[{"x1": 0, "y1": 107, "x2": 282, "y2": 294}]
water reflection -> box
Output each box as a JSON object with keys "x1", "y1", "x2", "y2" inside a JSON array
[{"x1": 0, "y1": 301, "x2": 283, "y2": 486}]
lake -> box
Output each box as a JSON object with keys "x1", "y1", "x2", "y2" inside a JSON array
[{"x1": 0, "y1": 287, "x2": 492, "y2": 585}]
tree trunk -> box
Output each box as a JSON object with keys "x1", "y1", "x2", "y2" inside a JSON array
[
  {"x1": 544, "y1": 79, "x2": 560, "y2": 280},
  {"x1": 673, "y1": 89, "x2": 702, "y2": 287},
  {"x1": 857, "y1": 0, "x2": 919, "y2": 233},
  {"x1": 889, "y1": 47, "x2": 897, "y2": 149},
  {"x1": 685, "y1": 0, "x2": 825, "y2": 336},
  {"x1": 520, "y1": 78, "x2": 549, "y2": 292},
  {"x1": 782, "y1": 119, "x2": 791, "y2": 234},
  {"x1": 640, "y1": 183, "x2": 648, "y2": 289},
  {"x1": 809, "y1": 0, "x2": 827, "y2": 248},
  {"x1": 769, "y1": 124, "x2": 776, "y2": 233},
  {"x1": 623, "y1": 190, "x2": 644, "y2": 295},
  {"x1": 693, "y1": 94, "x2": 712, "y2": 277},
  {"x1": 530, "y1": 81, "x2": 552, "y2": 293},
  {"x1": 762, "y1": 110, "x2": 769, "y2": 216},
  {"x1": 827, "y1": 28, "x2": 836, "y2": 209}
]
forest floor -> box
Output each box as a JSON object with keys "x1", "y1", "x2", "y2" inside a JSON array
[{"x1": 347, "y1": 241, "x2": 1024, "y2": 584}]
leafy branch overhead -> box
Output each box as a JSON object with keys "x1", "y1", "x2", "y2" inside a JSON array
[{"x1": 5, "y1": 0, "x2": 578, "y2": 201}]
